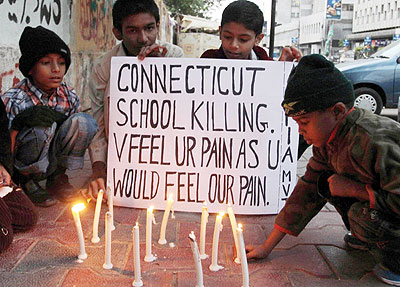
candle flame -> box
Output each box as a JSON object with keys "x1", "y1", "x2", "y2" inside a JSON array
[
  {"x1": 168, "y1": 193, "x2": 174, "y2": 201},
  {"x1": 135, "y1": 222, "x2": 138, "y2": 227},
  {"x1": 203, "y1": 201, "x2": 207, "y2": 206},
  {"x1": 72, "y1": 202, "x2": 85, "y2": 212},
  {"x1": 148, "y1": 206, "x2": 154, "y2": 213},
  {"x1": 218, "y1": 212, "x2": 225, "y2": 217},
  {"x1": 237, "y1": 223, "x2": 243, "y2": 232}
]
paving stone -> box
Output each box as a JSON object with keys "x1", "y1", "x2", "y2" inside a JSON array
[
  {"x1": 36, "y1": 203, "x2": 68, "y2": 223},
  {"x1": 0, "y1": 238, "x2": 35, "y2": 272},
  {"x1": 0, "y1": 268, "x2": 67, "y2": 287},
  {"x1": 241, "y1": 245, "x2": 332, "y2": 278},
  {"x1": 15, "y1": 220, "x2": 92, "y2": 246},
  {"x1": 14, "y1": 240, "x2": 81, "y2": 272},
  {"x1": 14, "y1": 239, "x2": 129, "y2": 274},
  {"x1": 277, "y1": 225, "x2": 348, "y2": 249},
  {"x1": 112, "y1": 206, "x2": 142, "y2": 224},
  {"x1": 250, "y1": 269, "x2": 292, "y2": 287},
  {"x1": 318, "y1": 245, "x2": 376, "y2": 280},
  {"x1": 288, "y1": 270, "x2": 387, "y2": 286},
  {"x1": 61, "y1": 268, "x2": 133, "y2": 287},
  {"x1": 177, "y1": 270, "x2": 242, "y2": 287}
]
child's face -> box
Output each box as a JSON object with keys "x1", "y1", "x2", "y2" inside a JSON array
[
  {"x1": 113, "y1": 12, "x2": 159, "y2": 56},
  {"x1": 219, "y1": 22, "x2": 263, "y2": 60},
  {"x1": 292, "y1": 109, "x2": 338, "y2": 148},
  {"x1": 29, "y1": 53, "x2": 66, "y2": 94}
]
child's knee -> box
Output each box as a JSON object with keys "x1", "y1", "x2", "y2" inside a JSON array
[{"x1": 67, "y1": 113, "x2": 98, "y2": 137}]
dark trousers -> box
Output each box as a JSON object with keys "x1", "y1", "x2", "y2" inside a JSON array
[
  {"x1": 317, "y1": 172, "x2": 400, "y2": 274},
  {"x1": 348, "y1": 202, "x2": 400, "y2": 274},
  {"x1": 0, "y1": 188, "x2": 38, "y2": 252}
]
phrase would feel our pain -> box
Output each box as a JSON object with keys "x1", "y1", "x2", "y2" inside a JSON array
[{"x1": 109, "y1": 61, "x2": 294, "y2": 210}]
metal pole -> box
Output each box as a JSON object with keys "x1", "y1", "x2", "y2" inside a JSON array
[{"x1": 269, "y1": 0, "x2": 277, "y2": 58}]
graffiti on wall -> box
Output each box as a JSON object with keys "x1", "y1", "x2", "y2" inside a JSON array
[
  {"x1": 0, "y1": 63, "x2": 21, "y2": 94},
  {"x1": 0, "y1": 0, "x2": 62, "y2": 26},
  {"x1": 78, "y1": 0, "x2": 114, "y2": 50}
]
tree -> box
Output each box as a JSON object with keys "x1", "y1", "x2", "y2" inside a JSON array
[{"x1": 164, "y1": 0, "x2": 222, "y2": 17}]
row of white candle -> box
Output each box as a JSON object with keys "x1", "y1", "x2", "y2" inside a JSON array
[{"x1": 71, "y1": 191, "x2": 249, "y2": 286}]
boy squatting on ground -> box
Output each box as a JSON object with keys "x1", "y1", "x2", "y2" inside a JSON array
[
  {"x1": 1, "y1": 26, "x2": 98, "y2": 207},
  {"x1": 200, "y1": 0, "x2": 310, "y2": 159},
  {"x1": 85, "y1": 0, "x2": 183, "y2": 201},
  {"x1": 245, "y1": 54, "x2": 400, "y2": 286},
  {"x1": 0, "y1": 99, "x2": 38, "y2": 253}
]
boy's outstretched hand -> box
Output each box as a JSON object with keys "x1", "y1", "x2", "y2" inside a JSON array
[
  {"x1": 278, "y1": 46, "x2": 302, "y2": 62},
  {"x1": 137, "y1": 44, "x2": 168, "y2": 60},
  {"x1": 83, "y1": 161, "x2": 107, "y2": 202},
  {"x1": 245, "y1": 244, "x2": 271, "y2": 260},
  {"x1": 245, "y1": 228, "x2": 287, "y2": 261}
]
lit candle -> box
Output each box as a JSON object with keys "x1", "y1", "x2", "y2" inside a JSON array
[
  {"x1": 144, "y1": 206, "x2": 157, "y2": 262},
  {"x1": 158, "y1": 194, "x2": 174, "y2": 245},
  {"x1": 91, "y1": 189, "x2": 104, "y2": 243},
  {"x1": 107, "y1": 187, "x2": 115, "y2": 231},
  {"x1": 103, "y1": 211, "x2": 113, "y2": 269},
  {"x1": 189, "y1": 231, "x2": 204, "y2": 287},
  {"x1": 199, "y1": 202, "x2": 209, "y2": 259},
  {"x1": 209, "y1": 212, "x2": 224, "y2": 271},
  {"x1": 72, "y1": 203, "x2": 87, "y2": 260},
  {"x1": 237, "y1": 224, "x2": 249, "y2": 287},
  {"x1": 132, "y1": 222, "x2": 143, "y2": 287},
  {"x1": 227, "y1": 205, "x2": 241, "y2": 264}
]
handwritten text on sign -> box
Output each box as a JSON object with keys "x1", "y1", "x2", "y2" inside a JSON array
[{"x1": 108, "y1": 57, "x2": 298, "y2": 214}]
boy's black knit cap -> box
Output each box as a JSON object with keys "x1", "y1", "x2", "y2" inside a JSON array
[
  {"x1": 282, "y1": 54, "x2": 354, "y2": 117},
  {"x1": 19, "y1": 26, "x2": 71, "y2": 77}
]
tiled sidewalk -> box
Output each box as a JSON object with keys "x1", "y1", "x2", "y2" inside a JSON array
[{"x1": 0, "y1": 149, "x2": 387, "y2": 286}]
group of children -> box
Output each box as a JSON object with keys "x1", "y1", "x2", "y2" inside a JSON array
[{"x1": 0, "y1": 0, "x2": 399, "y2": 285}]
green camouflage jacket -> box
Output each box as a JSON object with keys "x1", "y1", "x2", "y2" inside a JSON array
[{"x1": 275, "y1": 108, "x2": 400, "y2": 236}]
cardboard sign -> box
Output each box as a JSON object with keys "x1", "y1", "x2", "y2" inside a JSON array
[{"x1": 108, "y1": 57, "x2": 298, "y2": 214}]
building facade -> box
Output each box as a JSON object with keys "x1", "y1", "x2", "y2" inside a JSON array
[
  {"x1": 348, "y1": 0, "x2": 400, "y2": 48},
  {"x1": 267, "y1": 0, "x2": 354, "y2": 58}
]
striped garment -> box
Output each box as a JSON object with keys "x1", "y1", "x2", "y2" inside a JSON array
[{"x1": 1, "y1": 78, "x2": 80, "y2": 128}]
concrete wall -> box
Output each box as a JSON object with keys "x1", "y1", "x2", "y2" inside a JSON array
[{"x1": 0, "y1": 0, "x2": 175, "y2": 111}]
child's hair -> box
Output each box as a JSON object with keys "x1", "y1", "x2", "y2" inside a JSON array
[
  {"x1": 221, "y1": 0, "x2": 264, "y2": 36},
  {"x1": 112, "y1": 0, "x2": 160, "y2": 32},
  {"x1": 18, "y1": 26, "x2": 71, "y2": 78}
]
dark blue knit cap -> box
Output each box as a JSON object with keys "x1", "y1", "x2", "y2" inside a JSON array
[{"x1": 282, "y1": 54, "x2": 354, "y2": 117}]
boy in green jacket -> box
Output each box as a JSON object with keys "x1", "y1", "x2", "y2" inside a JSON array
[{"x1": 246, "y1": 54, "x2": 400, "y2": 286}]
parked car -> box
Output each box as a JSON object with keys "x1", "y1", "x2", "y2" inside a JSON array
[{"x1": 336, "y1": 40, "x2": 400, "y2": 114}]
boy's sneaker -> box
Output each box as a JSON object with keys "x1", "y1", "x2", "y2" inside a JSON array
[
  {"x1": 344, "y1": 232, "x2": 369, "y2": 251},
  {"x1": 46, "y1": 172, "x2": 78, "y2": 202},
  {"x1": 22, "y1": 179, "x2": 58, "y2": 207},
  {"x1": 373, "y1": 264, "x2": 400, "y2": 286}
]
